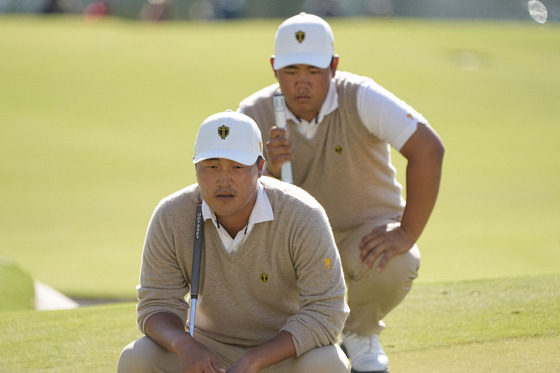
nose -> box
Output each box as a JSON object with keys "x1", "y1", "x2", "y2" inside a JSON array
[
  {"x1": 216, "y1": 168, "x2": 233, "y2": 187},
  {"x1": 295, "y1": 71, "x2": 311, "y2": 87}
]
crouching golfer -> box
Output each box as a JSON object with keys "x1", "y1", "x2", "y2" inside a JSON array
[{"x1": 118, "y1": 110, "x2": 350, "y2": 373}]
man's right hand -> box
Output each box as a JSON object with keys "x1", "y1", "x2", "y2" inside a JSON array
[
  {"x1": 145, "y1": 312, "x2": 225, "y2": 373},
  {"x1": 175, "y1": 337, "x2": 225, "y2": 373},
  {"x1": 265, "y1": 126, "x2": 293, "y2": 178}
]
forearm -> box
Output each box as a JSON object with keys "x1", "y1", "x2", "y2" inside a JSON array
[
  {"x1": 144, "y1": 312, "x2": 193, "y2": 354},
  {"x1": 231, "y1": 331, "x2": 296, "y2": 372},
  {"x1": 400, "y1": 126, "x2": 444, "y2": 242},
  {"x1": 264, "y1": 161, "x2": 281, "y2": 179},
  {"x1": 401, "y1": 161, "x2": 441, "y2": 242}
]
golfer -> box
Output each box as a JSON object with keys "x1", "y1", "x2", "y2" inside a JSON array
[
  {"x1": 117, "y1": 110, "x2": 350, "y2": 373},
  {"x1": 238, "y1": 13, "x2": 445, "y2": 373}
]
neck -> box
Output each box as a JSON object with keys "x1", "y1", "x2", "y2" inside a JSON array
[
  {"x1": 217, "y1": 216, "x2": 248, "y2": 239},
  {"x1": 215, "y1": 192, "x2": 257, "y2": 238}
]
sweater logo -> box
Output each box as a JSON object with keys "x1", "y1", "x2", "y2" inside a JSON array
[
  {"x1": 218, "y1": 125, "x2": 230, "y2": 140},
  {"x1": 260, "y1": 273, "x2": 269, "y2": 283},
  {"x1": 334, "y1": 145, "x2": 342, "y2": 155},
  {"x1": 324, "y1": 258, "x2": 332, "y2": 269}
]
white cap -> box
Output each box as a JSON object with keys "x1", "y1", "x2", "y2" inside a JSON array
[
  {"x1": 193, "y1": 110, "x2": 263, "y2": 166},
  {"x1": 273, "y1": 12, "x2": 335, "y2": 70}
]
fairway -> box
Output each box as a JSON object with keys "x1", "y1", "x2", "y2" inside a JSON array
[
  {"x1": 1, "y1": 16, "x2": 559, "y2": 302},
  {"x1": 0, "y1": 274, "x2": 558, "y2": 372}
]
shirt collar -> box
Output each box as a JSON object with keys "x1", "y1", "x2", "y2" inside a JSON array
[{"x1": 201, "y1": 180, "x2": 274, "y2": 231}]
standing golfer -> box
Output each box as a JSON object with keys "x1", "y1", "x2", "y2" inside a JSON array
[
  {"x1": 238, "y1": 13, "x2": 444, "y2": 373},
  {"x1": 117, "y1": 110, "x2": 350, "y2": 373}
]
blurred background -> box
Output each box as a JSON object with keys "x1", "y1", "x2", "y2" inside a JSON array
[{"x1": 1, "y1": 0, "x2": 559, "y2": 23}]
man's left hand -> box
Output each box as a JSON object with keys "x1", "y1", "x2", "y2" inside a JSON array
[{"x1": 359, "y1": 223, "x2": 415, "y2": 272}]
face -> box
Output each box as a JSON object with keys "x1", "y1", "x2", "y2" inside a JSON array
[
  {"x1": 196, "y1": 158, "x2": 263, "y2": 225},
  {"x1": 273, "y1": 58, "x2": 338, "y2": 122}
]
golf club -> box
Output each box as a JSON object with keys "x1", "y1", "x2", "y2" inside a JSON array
[
  {"x1": 189, "y1": 202, "x2": 204, "y2": 337},
  {"x1": 273, "y1": 93, "x2": 293, "y2": 184}
]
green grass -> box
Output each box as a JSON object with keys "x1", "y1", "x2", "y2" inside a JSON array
[
  {"x1": 0, "y1": 274, "x2": 557, "y2": 372},
  {"x1": 1, "y1": 15, "x2": 559, "y2": 372},
  {"x1": 0, "y1": 16, "x2": 559, "y2": 301},
  {"x1": 384, "y1": 273, "x2": 560, "y2": 371},
  {"x1": 0, "y1": 257, "x2": 35, "y2": 311},
  {"x1": 0, "y1": 302, "x2": 141, "y2": 372}
]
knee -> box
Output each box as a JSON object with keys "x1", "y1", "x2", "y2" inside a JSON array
[
  {"x1": 383, "y1": 244, "x2": 421, "y2": 283},
  {"x1": 117, "y1": 341, "x2": 143, "y2": 373},
  {"x1": 117, "y1": 337, "x2": 169, "y2": 373},
  {"x1": 296, "y1": 344, "x2": 350, "y2": 373}
]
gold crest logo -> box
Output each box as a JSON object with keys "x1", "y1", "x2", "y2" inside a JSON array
[
  {"x1": 334, "y1": 145, "x2": 342, "y2": 155},
  {"x1": 295, "y1": 31, "x2": 305, "y2": 43},
  {"x1": 218, "y1": 125, "x2": 229, "y2": 140},
  {"x1": 324, "y1": 258, "x2": 332, "y2": 269},
  {"x1": 260, "y1": 273, "x2": 269, "y2": 283}
]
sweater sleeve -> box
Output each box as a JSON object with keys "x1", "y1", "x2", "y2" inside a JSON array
[
  {"x1": 279, "y1": 197, "x2": 349, "y2": 356},
  {"x1": 136, "y1": 199, "x2": 190, "y2": 334}
]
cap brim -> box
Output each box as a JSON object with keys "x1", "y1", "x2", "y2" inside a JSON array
[
  {"x1": 193, "y1": 149, "x2": 259, "y2": 166},
  {"x1": 273, "y1": 53, "x2": 332, "y2": 70}
]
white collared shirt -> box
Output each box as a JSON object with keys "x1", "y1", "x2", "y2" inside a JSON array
[
  {"x1": 201, "y1": 180, "x2": 274, "y2": 254},
  {"x1": 286, "y1": 77, "x2": 421, "y2": 151}
]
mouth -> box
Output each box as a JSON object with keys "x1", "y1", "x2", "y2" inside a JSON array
[
  {"x1": 215, "y1": 190, "x2": 235, "y2": 201},
  {"x1": 295, "y1": 93, "x2": 311, "y2": 101}
]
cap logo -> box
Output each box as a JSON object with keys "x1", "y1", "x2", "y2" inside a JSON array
[
  {"x1": 295, "y1": 30, "x2": 305, "y2": 43},
  {"x1": 218, "y1": 125, "x2": 230, "y2": 140}
]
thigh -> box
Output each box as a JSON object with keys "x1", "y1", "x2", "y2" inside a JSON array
[
  {"x1": 337, "y1": 221, "x2": 421, "y2": 281},
  {"x1": 117, "y1": 334, "x2": 248, "y2": 373},
  {"x1": 194, "y1": 331, "x2": 248, "y2": 368},
  {"x1": 265, "y1": 344, "x2": 350, "y2": 373}
]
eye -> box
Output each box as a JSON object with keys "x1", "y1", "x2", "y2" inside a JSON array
[
  {"x1": 202, "y1": 163, "x2": 218, "y2": 169},
  {"x1": 233, "y1": 164, "x2": 252, "y2": 173}
]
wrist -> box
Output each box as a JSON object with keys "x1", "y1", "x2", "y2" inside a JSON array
[
  {"x1": 170, "y1": 331, "x2": 194, "y2": 354},
  {"x1": 266, "y1": 163, "x2": 281, "y2": 179}
]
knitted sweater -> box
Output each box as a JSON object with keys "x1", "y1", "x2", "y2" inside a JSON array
[
  {"x1": 239, "y1": 71, "x2": 406, "y2": 237},
  {"x1": 136, "y1": 176, "x2": 348, "y2": 356}
]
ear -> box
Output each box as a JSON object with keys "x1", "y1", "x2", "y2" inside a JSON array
[
  {"x1": 270, "y1": 57, "x2": 278, "y2": 78},
  {"x1": 258, "y1": 159, "x2": 265, "y2": 177},
  {"x1": 331, "y1": 56, "x2": 339, "y2": 77}
]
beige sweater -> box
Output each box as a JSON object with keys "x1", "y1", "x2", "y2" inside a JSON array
[
  {"x1": 239, "y1": 71, "x2": 406, "y2": 237},
  {"x1": 136, "y1": 176, "x2": 348, "y2": 356}
]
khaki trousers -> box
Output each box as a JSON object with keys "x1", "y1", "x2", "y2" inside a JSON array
[
  {"x1": 118, "y1": 333, "x2": 350, "y2": 373},
  {"x1": 336, "y1": 221, "x2": 421, "y2": 336}
]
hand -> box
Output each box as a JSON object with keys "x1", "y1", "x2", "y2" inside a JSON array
[
  {"x1": 265, "y1": 126, "x2": 293, "y2": 178},
  {"x1": 176, "y1": 338, "x2": 225, "y2": 373},
  {"x1": 359, "y1": 223, "x2": 415, "y2": 272}
]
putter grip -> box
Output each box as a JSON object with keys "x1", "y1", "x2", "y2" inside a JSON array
[
  {"x1": 273, "y1": 94, "x2": 294, "y2": 184},
  {"x1": 191, "y1": 203, "x2": 204, "y2": 299}
]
